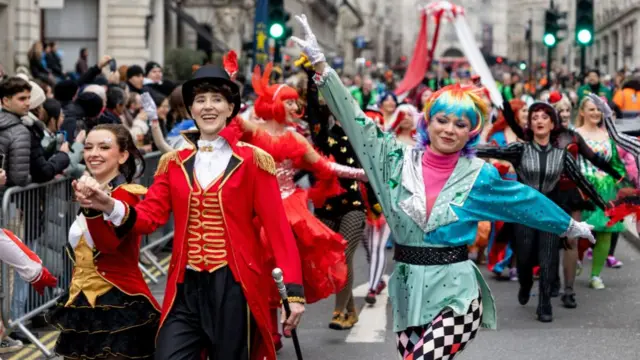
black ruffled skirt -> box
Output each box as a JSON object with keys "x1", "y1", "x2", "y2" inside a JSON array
[{"x1": 45, "y1": 287, "x2": 160, "y2": 359}]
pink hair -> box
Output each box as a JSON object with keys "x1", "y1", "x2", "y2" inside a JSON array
[{"x1": 252, "y1": 63, "x2": 301, "y2": 123}]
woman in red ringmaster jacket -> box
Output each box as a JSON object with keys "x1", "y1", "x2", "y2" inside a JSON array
[
  {"x1": 73, "y1": 65, "x2": 305, "y2": 360},
  {"x1": 46, "y1": 124, "x2": 160, "y2": 359}
]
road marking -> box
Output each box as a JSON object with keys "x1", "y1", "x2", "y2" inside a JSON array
[
  {"x1": 346, "y1": 275, "x2": 389, "y2": 343},
  {"x1": 7, "y1": 330, "x2": 58, "y2": 360}
]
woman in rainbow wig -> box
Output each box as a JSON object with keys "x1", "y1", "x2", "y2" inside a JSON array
[{"x1": 291, "y1": 14, "x2": 596, "y2": 359}]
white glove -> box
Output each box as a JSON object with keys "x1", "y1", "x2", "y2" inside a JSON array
[
  {"x1": 141, "y1": 92, "x2": 158, "y2": 121},
  {"x1": 587, "y1": 93, "x2": 613, "y2": 119},
  {"x1": 561, "y1": 219, "x2": 596, "y2": 244},
  {"x1": 290, "y1": 15, "x2": 326, "y2": 65}
]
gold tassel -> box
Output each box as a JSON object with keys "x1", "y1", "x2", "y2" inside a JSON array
[
  {"x1": 120, "y1": 183, "x2": 148, "y2": 196},
  {"x1": 154, "y1": 151, "x2": 180, "y2": 177},
  {"x1": 238, "y1": 142, "x2": 276, "y2": 175}
]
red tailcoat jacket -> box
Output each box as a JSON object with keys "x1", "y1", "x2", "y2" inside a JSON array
[
  {"x1": 83, "y1": 179, "x2": 161, "y2": 311},
  {"x1": 106, "y1": 123, "x2": 304, "y2": 360}
]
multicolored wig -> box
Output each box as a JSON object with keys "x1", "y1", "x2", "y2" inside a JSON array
[
  {"x1": 416, "y1": 84, "x2": 489, "y2": 156},
  {"x1": 251, "y1": 63, "x2": 301, "y2": 123}
]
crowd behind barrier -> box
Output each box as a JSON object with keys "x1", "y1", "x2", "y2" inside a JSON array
[{"x1": 0, "y1": 151, "x2": 173, "y2": 357}]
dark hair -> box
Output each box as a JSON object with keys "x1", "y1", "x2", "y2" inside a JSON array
[
  {"x1": 48, "y1": 41, "x2": 56, "y2": 48},
  {"x1": 0, "y1": 77, "x2": 31, "y2": 100},
  {"x1": 79, "y1": 48, "x2": 87, "y2": 56},
  {"x1": 191, "y1": 82, "x2": 236, "y2": 124},
  {"x1": 106, "y1": 86, "x2": 126, "y2": 110},
  {"x1": 54, "y1": 80, "x2": 79, "y2": 103},
  {"x1": 90, "y1": 124, "x2": 145, "y2": 183},
  {"x1": 525, "y1": 103, "x2": 562, "y2": 142},
  {"x1": 587, "y1": 69, "x2": 600, "y2": 77},
  {"x1": 42, "y1": 98, "x2": 62, "y2": 127}
]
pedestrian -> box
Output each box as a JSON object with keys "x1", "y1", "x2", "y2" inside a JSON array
[{"x1": 291, "y1": 13, "x2": 596, "y2": 359}]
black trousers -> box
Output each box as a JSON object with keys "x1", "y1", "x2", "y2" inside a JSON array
[
  {"x1": 155, "y1": 267, "x2": 256, "y2": 360},
  {"x1": 513, "y1": 224, "x2": 561, "y2": 313}
]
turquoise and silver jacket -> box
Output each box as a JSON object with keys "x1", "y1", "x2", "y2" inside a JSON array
[{"x1": 315, "y1": 66, "x2": 573, "y2": 332}]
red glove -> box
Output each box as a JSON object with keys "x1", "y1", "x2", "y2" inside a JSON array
[{"x1": 31, "y1": 267, "x2": 57, "y2": 295}]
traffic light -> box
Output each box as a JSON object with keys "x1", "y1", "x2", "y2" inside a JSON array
[
  {"x1": 268, "y1": 0, "x2": 291, "y2": 40},
  {"x1": 543, "y1": 8, "x2": 567, "y2": 48},
  {"x1": 519, "y1": 61, "x2": 527, "y2": 71},
  {"x1": 543, "y1": 9, "x2": 557, "y2": 47},
  {"x1": 575, "y1": 0, "x2": 594, "y2": 46}
]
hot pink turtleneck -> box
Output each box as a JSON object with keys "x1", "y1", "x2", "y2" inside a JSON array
[{"x1": 423, "y1": 146, "x2": 460, "y2": 217}]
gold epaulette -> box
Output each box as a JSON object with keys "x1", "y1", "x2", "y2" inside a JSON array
[
  {"x1": 154, "y1": 150, "x2": 181, "y2": 176},
  {"x1": 237, "y1": 142, "x2": 276, "y2": 175},
  {"x1": 119, "y1": 183, "x2": 148, "y2": 196}
]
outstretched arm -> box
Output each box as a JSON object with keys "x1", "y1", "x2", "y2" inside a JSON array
[
  {"x1": 475, "y1": 142, "x2": 524, "y2": 167},
  {"x1": 563, "y1": 154, "x2": 609, "y2": 210}
]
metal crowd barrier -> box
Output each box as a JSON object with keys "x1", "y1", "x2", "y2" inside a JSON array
[{"x1": 0, "y1": 151, "x2": 173, "y2": 358}]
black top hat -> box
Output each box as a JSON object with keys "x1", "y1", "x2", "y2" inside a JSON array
[{"x1": 182, "y1": 65, "x2": 241, "y2": 119}]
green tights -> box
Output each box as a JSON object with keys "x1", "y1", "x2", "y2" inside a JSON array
[{"x1": 591, "y1": 232, "x2": 612, "y2": 277}]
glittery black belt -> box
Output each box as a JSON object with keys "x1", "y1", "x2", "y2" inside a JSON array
[{"x1": 393, "y1": 244, "x2": 469, "y2": 266}]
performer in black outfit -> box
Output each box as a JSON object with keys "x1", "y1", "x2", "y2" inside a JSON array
[
  {"x1": 302, "y1": 58, "x2": 368, "y2": 330},
  {"x1": 477, "y1": 102, "x2": 608, "y2": 323}
]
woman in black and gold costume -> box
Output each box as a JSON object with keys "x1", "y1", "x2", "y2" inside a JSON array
[{"x1": 46, "y1": 124, "x2": 160, "y2": 359}]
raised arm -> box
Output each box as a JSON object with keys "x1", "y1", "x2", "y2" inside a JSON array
[
  {"x1": 590, "y1": 93, "x2": 640, "y2": 156},
  {"x1": 291, "y1": 14, "x2": 405, "y2": 209},
  {"x1": 501, "y1": 98, "x2": 526, "y2": 139},
  {"x1": 563, "y1": 153, "x2": 609, "y2": 210},
  {"x1": 299, "y1": 56, "x2": 331, "y2": 155},
  {"x1": 573, "y1": 130, "x2": 624, "y2": 180}
]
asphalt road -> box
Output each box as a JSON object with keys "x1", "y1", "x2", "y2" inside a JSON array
[
  {"x1": 8, "y1": 235, "x2": 640, "y2": 360},
  {"x1": 273, "y1": 238, "x2": 640, "y2": 360}
]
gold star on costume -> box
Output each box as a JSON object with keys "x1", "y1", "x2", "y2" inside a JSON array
[
  {"x1": 327, "y1": 137, "x2": 337, "y2": 147},
  {"x1": 340, "y1": 147, "x2": 347, "y2": 153},
  {"x1": 350, "y1": 182, "x2": 358, "y2": 191},
  {"x1": 347, "y1": 158, "x2": 354, "y2": 164}
]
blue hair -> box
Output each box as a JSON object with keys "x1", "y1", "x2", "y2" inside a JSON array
[
  {"x1": 378, "y1": 91, "x2": 398, "y2": 107},
  {"x1": 415, "y1": 86, "x2": 487, "y2": 157}
]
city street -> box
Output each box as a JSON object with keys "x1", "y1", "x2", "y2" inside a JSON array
[{"x1": 6, "y1": 235, "x2": 640, "y2": 360}]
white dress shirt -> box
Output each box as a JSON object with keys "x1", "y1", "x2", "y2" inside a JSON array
[
  {"x1": 105, "y1": 137, "x2": 233, "y2": 226},
  {"x1": 194, "y1": 138, "x2": 232, "y2": 189}
]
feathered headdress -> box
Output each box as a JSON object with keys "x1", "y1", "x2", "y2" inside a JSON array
[
  {"x1": 251, "y1": 63, "x2": 301, "y2": 123},
  {"x1": 223, "y1": 50, "x2": 238, "y2": 81}
]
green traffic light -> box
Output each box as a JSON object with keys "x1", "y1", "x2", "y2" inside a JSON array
[
  {"x1": 519, "y1": 62, "x2": 527, "y2": 70},
  {"x1": 269, "y1": 23, "x2": 284, "y2": 39},
  {"x1": 577, "y1": 29, "x2": 592, "y2": 44},
  {"x1": 543, "y1": 33, "x2": 556, "y2": 47}
]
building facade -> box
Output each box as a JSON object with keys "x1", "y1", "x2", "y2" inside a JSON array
[
  {"x1": 590, "y1": 0, "x2": 640, "y2": 75},
  {"x1": 0, "y1": 0, "x2": 166, "y2": 75}
]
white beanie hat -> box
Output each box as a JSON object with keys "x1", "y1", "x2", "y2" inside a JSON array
[{"x1": 14, "y1": 74, "x2": 46, "y2": 110}]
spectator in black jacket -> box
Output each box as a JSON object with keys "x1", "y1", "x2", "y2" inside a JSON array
[
  {"x1": 17, "y1": 76, "x2": 69, "y2": 183},
  {"x1": 0, "y1": 77, "x2": 32, "y2": 187},
  {"x1": 45, "y1": 41, "x2": 64, "y2": 79},
  {"x1": 126, "y1": 65, "x2": 144, "y2": 94}
]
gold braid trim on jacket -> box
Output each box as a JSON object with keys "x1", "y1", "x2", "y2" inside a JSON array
[
  {"x1": 237, "y1": 142, "x2": 276, "y2": 175},
  {"x1": 154, "y1": 151, "x2": 180, "y2": 176}
]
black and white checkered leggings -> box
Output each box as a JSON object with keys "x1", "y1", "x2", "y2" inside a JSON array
[{"x1": 396, "y1": 293, "x2": 483, "y2": 360}]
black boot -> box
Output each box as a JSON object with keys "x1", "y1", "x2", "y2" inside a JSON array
[
  {"x1": 536, "y1": 303, "x2": 553, "y2": 322},
  {"x1": 561, "y1": 291, "x2": 577, "y2": 309},
  {"x1": 518, "y1": 283, "x2": 532, "y2": 305}
]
